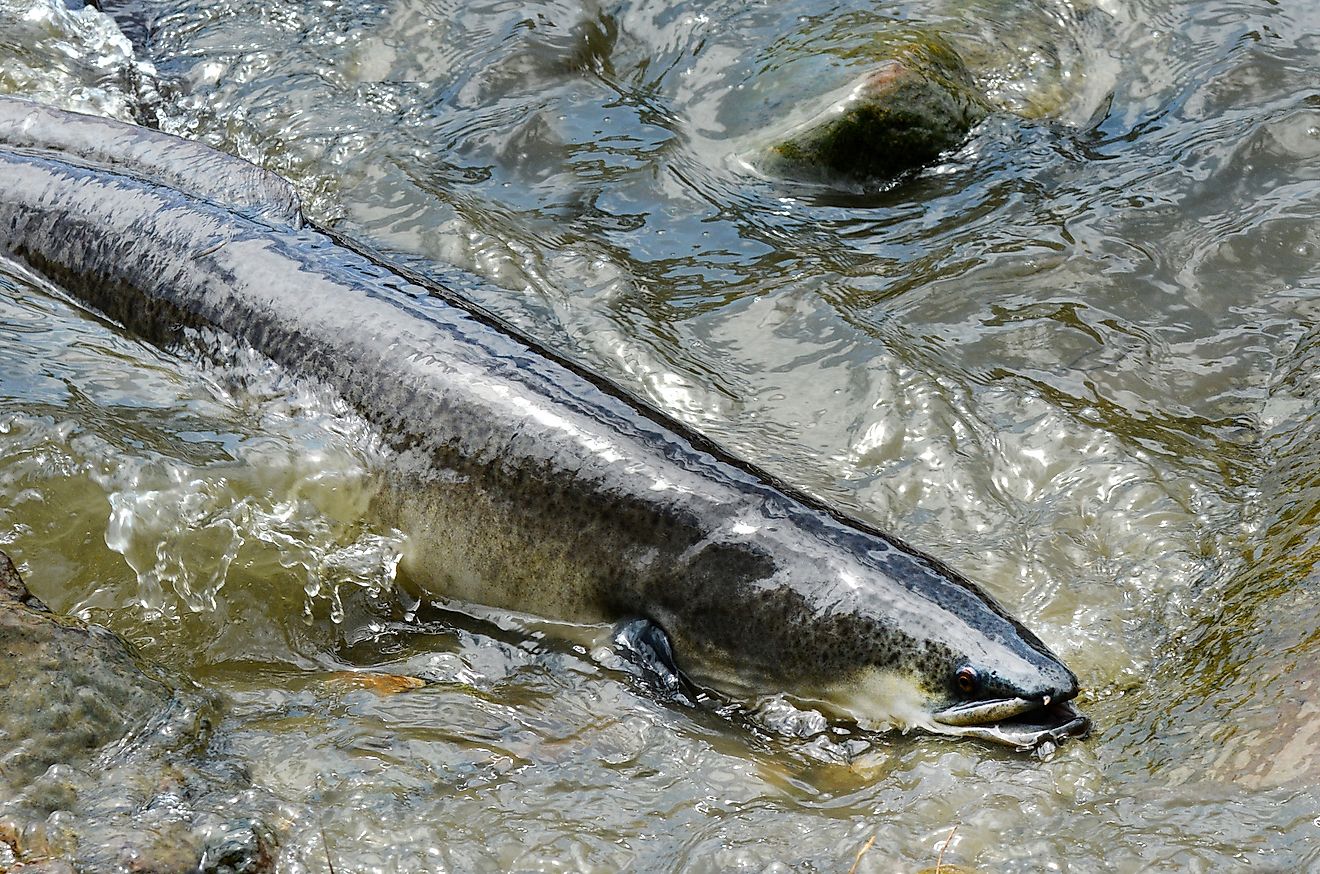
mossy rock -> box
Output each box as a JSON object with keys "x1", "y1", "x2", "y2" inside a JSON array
[{"x1": 758, "y1": 34, "x2": 991, "y2": 184}]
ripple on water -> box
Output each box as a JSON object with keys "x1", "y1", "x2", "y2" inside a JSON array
[
  {"x1": 4, "y1": 0, "x2": 1320, "y2": 868},
  {"x1": 0, "y1": 0, "x2": 157, "y2": 118},
  {"x1": 0, "y1": 262, "x2": 405, "y2": 666}
]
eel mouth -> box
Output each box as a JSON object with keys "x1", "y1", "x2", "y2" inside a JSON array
[{"x1": 932, "y1": 696, "x2": 1090, "y2": 750}]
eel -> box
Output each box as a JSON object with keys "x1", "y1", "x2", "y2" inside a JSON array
[{"x1": 0, "y1": 96, "x2": 1087, "y2": 748}]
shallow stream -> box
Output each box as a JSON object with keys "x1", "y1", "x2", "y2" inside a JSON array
[{"x1": 2, "y1": 0, "x2": 1319, "y2": 869}]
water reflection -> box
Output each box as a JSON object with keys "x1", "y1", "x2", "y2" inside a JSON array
[
  {"x1": 1147, "y1": 323, "x2": 1320, "y2": 791},
  {"x1": 2, "y1": 0, "x2": 1320, "y2": 868}
]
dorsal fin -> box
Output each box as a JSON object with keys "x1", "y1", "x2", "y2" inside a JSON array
[{"x1": 0, "y1": 96, "x2": 303, "y2": 228}]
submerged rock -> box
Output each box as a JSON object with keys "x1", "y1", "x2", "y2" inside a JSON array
[
  {"x1": 0, "y1": 549, "x2": 277, "y2": 874},
  {"x1": 0, "y1": 551, "x2": 40, "y2": 608},
  {"x1": 757, "y1": 35, "x2": 991, "y2": 184}
]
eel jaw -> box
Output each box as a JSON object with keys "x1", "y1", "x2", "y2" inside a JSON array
[{"x1": 931, "y1": 697, "x2": 1090, "y2": 750}]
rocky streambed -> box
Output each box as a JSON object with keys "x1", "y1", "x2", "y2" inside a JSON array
[{"x1": 0, "y1": 550, "x2": 278, "y2": 873}]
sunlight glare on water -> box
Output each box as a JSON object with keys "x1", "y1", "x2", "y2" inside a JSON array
[
  {"x1": 0, "y1": 260, "x2": 405, "y2": 665},
  {"x1": 2, "y1": 0, "x2": 1320, "y2": 869}
]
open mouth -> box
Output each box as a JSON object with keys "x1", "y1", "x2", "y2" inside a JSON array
[{"x1": 932, "y1": 697, "x2": 1090, "y2": 750}]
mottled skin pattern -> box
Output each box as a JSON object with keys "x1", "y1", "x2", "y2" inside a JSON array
[{"x1": 0, "y1": 100, "x2": 1080, "y2": 736}]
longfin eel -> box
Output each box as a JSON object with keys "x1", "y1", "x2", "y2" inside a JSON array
[{"x1": 0, "y1": 101, "x2": 1087, "y2": 748}]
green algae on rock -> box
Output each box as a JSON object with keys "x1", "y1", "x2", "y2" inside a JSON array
[
  {"x1": 759, "y1": 35, "x2": 991, "y2": 184},
  {"x1": 0, "y1": 549, "x2": 277, "y2": 874}
]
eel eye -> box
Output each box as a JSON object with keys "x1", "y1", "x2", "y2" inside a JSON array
[{"x1": 956, "y1": 666, "x2": 980, "y2": 695}]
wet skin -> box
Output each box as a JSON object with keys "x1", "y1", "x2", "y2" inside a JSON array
[{"x1": 0, "y1": 97, "x2": 1086, "y2": 748}]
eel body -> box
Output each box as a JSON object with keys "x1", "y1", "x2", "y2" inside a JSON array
[{"x1": 0, "y1": 97, "x2": 1086, "y2": 746}]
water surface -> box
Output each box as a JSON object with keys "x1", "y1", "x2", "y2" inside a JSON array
[{"x1": 2, "y1": 0, "x2": 1319, "y2": 869}]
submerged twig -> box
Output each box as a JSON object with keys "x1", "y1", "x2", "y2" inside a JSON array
[
  {"x1": 322, "y1": 828, "x2": 336, "y2": 874},
  {"x1": 934, "y1": 824, "x2": 958, "y2": 873},
  {"x1": 847, "y1": 833, "x2": 877, "y2": 874}
]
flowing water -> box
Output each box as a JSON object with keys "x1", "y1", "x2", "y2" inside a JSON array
[{"x1": 2, "y1": 0, "x2": 1319, "y2": 869}]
